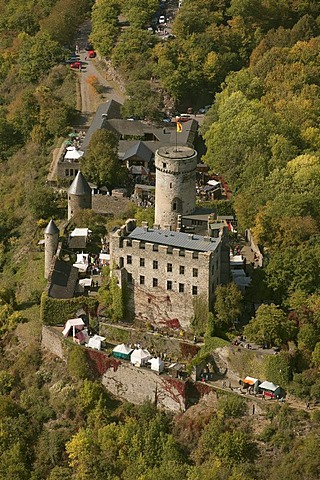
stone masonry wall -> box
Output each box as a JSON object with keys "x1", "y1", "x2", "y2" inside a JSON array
[
  {"x1": 111, "y1": 236, "x2": 220, "y2": 329},
  {"x1": 41, "y1": 326, "x2": 65, "y2": 360},
  {"x1": 102, "y1": 361, "x2": 187, "y2": 412}
]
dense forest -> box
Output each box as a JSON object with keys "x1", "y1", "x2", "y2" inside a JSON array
[{"x1": 0, "y1": 0, "x2": 320, "y2": 478}]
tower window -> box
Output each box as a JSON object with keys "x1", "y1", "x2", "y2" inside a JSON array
[
  {"x1": 153, "y1": 244, "x2": 158, "y2": 251},
  {"x1": 140, "y1": 275, "x2": 145, "y2": 285},
  {"x1": 192, "y1": 286, "x2": 198, "y2": 295},
  {"x1": 127, "y1": 255, "x2": 132, "y2": 264},
  {"x1": 193, "y1": 268, "x2": 198, "y2": 277},
  {"x1": 153, "y1": 278, "x2": 158, "y2": 287},
  {"x1": 170, "y1": 182, "x2": 172, "y2": 188},
  {"x1": 167, "y1": 280, "x2": 172, "y2": 290},
  {"x1": 179, "y1": 265, "x2": 185, "y2": 274},
  {"x1": 153, "y1": 260, "x2": 158, "y2": 269},
  {"x1": 140, "y1": 258, "x2": 145, "y2": 267},
  {"x1": 163, "y1": 162, "x2": 167, "y2": 168},
  {"x1": 167, "y1": 263, "x2": 172, "y2": 272},
  {"x1": 179, "y1": 283, "x2": 184, "y2": 293},
  {"x1": 193, "y1": 252, "x2": 199, "y2": 259},
  {"x1": 173, "y1": 202, "x2": 177, "y2": 211}
]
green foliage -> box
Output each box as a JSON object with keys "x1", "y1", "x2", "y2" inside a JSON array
[
  {"x1": 244, "y1": 303, "x2": 297, "y2": 347},
  {"x1": 214, "y1": 283, "x2": 243, "y2": 330},
  {"x1": 263, "y1": 353, "x2": 292, "y2": 387},
  {"x1": 17, "y1": 32, "x2": 62, "y2": 83},
  {"x1": 40, "y1": 292, "x2": 98, "y2": 326},
  {"x1": 67, "y1": 346, "x2": 92, "y2": 380},
  {"x1": 217, "y1": 394, "x2": 247, "y2": 418},
  {"x1": 192, "y1": 295, "x2": 212, "y2": 336},
  {"x1": 81, "y1": 129, "x2": 125, "y2": 189},
  {"x1": 122, "y1": 80, "x2": 162, "y2": 120}
]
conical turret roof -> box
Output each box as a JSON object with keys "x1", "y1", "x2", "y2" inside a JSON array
[
  {"x1": 45, "y1": 219, "x2": 59, "y2": 235},
  {"x1": 68, "y1": 171, "x2": 91, "y2": 196}
]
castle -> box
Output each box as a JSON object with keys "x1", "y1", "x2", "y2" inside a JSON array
[
  {"x1": 44, "y1": 145, "x2": 229, "y2": 326},
  {"x1": 110, "y1": 144, "x2": 229, "y2": 329}
]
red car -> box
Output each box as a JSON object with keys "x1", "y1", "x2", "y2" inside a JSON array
[
  {"x1": 88, "y1": 50, "x2": 96, "y2": 58},
  {"x1": 70, "y1": 61, "x2": 81, "y2": 69}
]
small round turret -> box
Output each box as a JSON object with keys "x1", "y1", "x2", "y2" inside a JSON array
[
  {"x1": 68, "y1": 171, "x2": 92, "y2": 220},
  {"x1": 44, "y1": 219, "x2": 59, "y2": 279}
]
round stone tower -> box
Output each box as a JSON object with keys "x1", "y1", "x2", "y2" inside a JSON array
[
  {"x1": 68, "y1": 171, "x2": 92, "y2": 220},
  {"x1": 155, "y1": 145, "x2": 197, "y2": 230},
  {"x1": 44, "y1": 219, "x2": 59, "y2": 279}
]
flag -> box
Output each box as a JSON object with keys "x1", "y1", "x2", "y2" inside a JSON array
[{"x1": 176, "y1": 122, "x2": 182, "y2": 133}]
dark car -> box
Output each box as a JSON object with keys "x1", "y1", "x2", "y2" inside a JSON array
[{"x1": 85, "y1": 43, "x2": 93, "y2": 51}]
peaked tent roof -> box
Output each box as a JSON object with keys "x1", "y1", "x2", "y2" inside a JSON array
[
  {"x1": 130, "y1": 348, "x2": 152, "y2": 363},
  {"x1": 123, "y1": 141, "x2": 153, "y2": 162},
  {"x1": 259, "y1": 381, "x2": 280, "y2": 392},
  {"x1": 113, "y1": 344, "x2": 134, "y2": 354},
  {"x1": 62, "y1": 318, "x2": 85, "y2": 336},
  {"x1": 45, "y1": 219, "x2": 59, "y2": 235},
  {"x1": 68, "y1": 171, "x2": 91, "y2": 195}
]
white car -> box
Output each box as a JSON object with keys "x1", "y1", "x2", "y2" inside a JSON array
[{"x1": 159, "y1": 15, "x2": 166, "y2": 24}]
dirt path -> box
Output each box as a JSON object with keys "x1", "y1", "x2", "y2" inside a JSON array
[{"x1": 75, "y1": 20, "x2": 126, "y2": 124}]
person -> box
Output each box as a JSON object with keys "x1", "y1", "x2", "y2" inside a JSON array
[
  {"x1": 193, "y1": 335, "x2": 197, "y2": 344},
  {"x1": 306, "y1": 402, "x2": 310, "y2": 409}
]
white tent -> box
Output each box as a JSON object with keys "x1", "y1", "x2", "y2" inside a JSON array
[
  {"x1": 73, "y1": 253, "x2": 89, "y2": 272},
  {"x1": 87, "y1": 335, "x2": 106, "y2": 351},
  {"x1": 113, "y1": 343, "x2": 134, "y2": 360},
  {"x1": 99, "y1": 253, "x2": 110, "y2": 265},
  {"x1": 79, "y1": 278, "x2": 93, "y2": 288},
  {"x1": 62, "y1": 318, "x2": 85, "y2": 337},
  {"x1": 130, "y1": 348, "x2": 152, "y2": 367},
  {"x1": 207, "y1": 179, "x2": 220, "y2": 187},
  {"x1": 64, "y1": 147, "x2": 84, "y2": 160},
  {"x1": 70, "y1": 228, "x2": 92, "y2": 237},
  {"x1": 148, "y1": 357, "x2": 165, "y2": 374}
]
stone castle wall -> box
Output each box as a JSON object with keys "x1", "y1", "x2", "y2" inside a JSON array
[
  {"x1": 101, "y1": 361, "x2": 187, "y2": 412},
  {"x1": 41, "y1": 326, "x2": 186, "y2": 412}
]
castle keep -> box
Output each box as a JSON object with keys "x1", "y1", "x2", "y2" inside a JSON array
[{"x1": 154, "y1": 145, "x2": 197, "y2": 230}]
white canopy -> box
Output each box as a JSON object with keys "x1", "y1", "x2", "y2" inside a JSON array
[
  {"x1": 207, "y1": 179, "x2": 220, "y2": 187},
  {"x1": 70, "y1": 228, "x2": 92, "y2": 237},
  {"x1": 259, "y1": 381, "x2": 280, "y2": 392},
  {"x1": 87, "y1": 334, "x2": 105, "y2": 351},
  {"x1": 130, "y1": 348, "x2": 152, "y2": 366},
  {"x1": 79, "y1": 278, "x2": 93, "y2": 287},
  {"x1": 64, "y1": 147, "x2": 84, "y2": 160},
  {"x1": 148, "y1": 357, "x2": 165, "y2": 373},
  {"x1": 62, "y1": 318, "x2": 85, "y2": 337},
  {"x1": 73, "y1": 253, "x2": 89, "y2": 272},
  {"x1": 99, "y1": 253, "x2": 110, "y2": 264},
  {"x1": 113, "y1": 343, "x2": 133, "y2": 354}
]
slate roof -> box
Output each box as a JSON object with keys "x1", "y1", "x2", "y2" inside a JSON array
[
  {"x1": 47, "y1": 259, "x2": 78, "y2": 299},
  {"x1": 45, "y1": 219, "x2": 59, "y2": 235},
  {"x1": 68, "y1": 236, "x2": 88, "y2": 250},
  {"x1": 122, "y1": 141, "x2": 153, "y2": 162},
  {"x1": 82, "y1": 99, "x2": 122, "y2": 150},
  {"x1": 128, "y1": 227, "x2": 220, "y2": 252},
  {"x1": 68, "y1": 171, "x2": 91, "y2": 195}
]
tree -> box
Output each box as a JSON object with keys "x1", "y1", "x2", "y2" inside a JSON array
[
  {"x1": 81, "y1": 130, "x2": 123, "y2": 189},
  {"x1": 214, "y1": 283, "x2": 243, "y2": 330},
  {"x1": 67, "y1": 346, "x2": 92, "y2": 380},
  {"x1": 244, "y1": 303, "x2": 297, "y2": 347},
  {"x1": 122, "y1": 80, "x2": 162, "y2": 121}
]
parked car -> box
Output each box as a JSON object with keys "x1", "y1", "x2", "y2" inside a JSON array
[
  {"x1": 88, "y1": 50, "x2": 96, "y2": 58},
  {"x1": 159, "y1": 15, "x2": 166, "y2": 24},
  {"x1": 70, "y1": 61, "x2": 81, "y2": 69}
]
